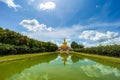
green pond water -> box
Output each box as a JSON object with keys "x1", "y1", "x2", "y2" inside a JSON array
[{"x1": 0, "y1": 53, "x2": 120, "y2": 80}]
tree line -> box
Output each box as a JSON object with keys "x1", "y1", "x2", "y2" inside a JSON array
[
  {"x1": 71, "y1": 41, "x2": 84, "y2": 49},
  {"x1": 0, "y1": 27, "x2": 58, "y2": 56},
  {"x1": 71, "y1": 41, "x2": 120, "y2": 57}
]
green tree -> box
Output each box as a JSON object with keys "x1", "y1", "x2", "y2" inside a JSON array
[
  {"x1": 71, "y1": 41, "x2": 79, "y2": 49},
  {"x1": 0, "y1": 27, "x2": 58, "y2": 56},
  {"x1": 78, "y1": 44, "x2": 84, "y2": 48}
]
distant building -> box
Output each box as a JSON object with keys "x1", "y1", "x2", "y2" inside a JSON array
[{"x1": 58, "y1": 38, "x2": 72, "y2": 51}]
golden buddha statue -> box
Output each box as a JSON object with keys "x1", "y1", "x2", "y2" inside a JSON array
[
  {"x1": 58, "y1": 38, "x2": 73, "y2": 51},
  {"x1": 61, "y1": 38, "x2": 69, "y2": 50}
]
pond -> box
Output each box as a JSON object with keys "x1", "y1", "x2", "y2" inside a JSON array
[{"x1": 0, "y1": 53, "x2": 120, "y2": 80}]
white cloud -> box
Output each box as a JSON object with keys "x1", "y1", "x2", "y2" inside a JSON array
[
  {"x1": 20, "y1": 21, "x2": 120, "y2": 39},
  {"x1": 0, "y1": 0, "x2": 21, "y2": 10},
  {"x1": 20, "y1": 21, "x2": 120, "y2": 47},
  {"x1": 39, "y1": 1, "x2": 56, "y2": 10},
  {"x1": 21, "y1": 25, "x2": 81, "y2": 42},
  {"x1": 82, "y1": 37, "x2": 120, "y2": 48},
  {"x1": 101, "y1": 37, "x2": 120, "y2": 46},
  {"x1": 19, "y1": 19, "x2": 53, "y2": 32},
  {"x1": 27, "y1": 0, "x2": 35, "y2": 5},
  {"x1": 79, "y1": 30, "x2": 119, "y2": 42},
  {"x1": 82, "y1": 42, "x2": 98, "y2": 48}
]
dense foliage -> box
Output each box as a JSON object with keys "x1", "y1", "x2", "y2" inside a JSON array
[
  {"x1": 71, "y1": 41, "x2": 84, "y2": 49},
  {"x1": 74, "y1": 45, "x2": 120, "y2": 57},
  {"x1": 0, "y1": 27, "x2": 58, "y2": 56}
]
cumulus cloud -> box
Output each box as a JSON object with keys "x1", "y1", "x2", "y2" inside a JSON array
[
  {"x1": 19, "y1": 21, "x2": 120, "y2": 47},
  {"x1": 19, "y1": 19, "x2": 53, "y2": 32},
  {"x1": 79, "y1": 30, "x2": 119, "y2": 42},
  {"x1": 21, "y1": 25, "x2": 81, "y2": 42},
  {"x1": 0, "y1": 0, "x2": 21, "y2": 10},
  {"x1": 101, "y1": 37, "x2": 120, "y2": 46},
  {"x1": 82, "y1": 37, "x2": 120, "y2": 48},
  {"x1": 39, "y1": 1, "x2": 56, "y2": 10}
]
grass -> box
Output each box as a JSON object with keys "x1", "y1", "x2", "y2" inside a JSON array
[
  {"x1": 0, "y1": 52, "x2": 55, "y2": 63},
  {"x1": 74, "y1": 52, "x2": 120, "y2": 63},
  {"x1": 73, "y1": 52, "x2": 120, "y2": 69}
]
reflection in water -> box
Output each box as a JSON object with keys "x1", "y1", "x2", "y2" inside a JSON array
[
  {"x1": 81, "y1": 63, "x2": 120, "y2": 77},
  {"x1": 59, "y1": 53, "x2": 85, "y2": 64},
  {"x1": 59, "y1": 53, "x2": 120, "y2": 78},
  {"x1": 0, "y1": 53, "x2": 120, "y2": 80},
  {"x1": 0, "y1": 53, "x2": 57, "y2": 80},
  {"x1": 59, "y1": 53, "x2": 69, "y2": 65},
  {"x1": 71, "y1": 55, "x2": 80, "y2": 63}
]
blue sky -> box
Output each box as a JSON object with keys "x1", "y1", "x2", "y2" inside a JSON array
[{"x1": 0, "y1": 0, "x2": 120, "y2": 47}]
